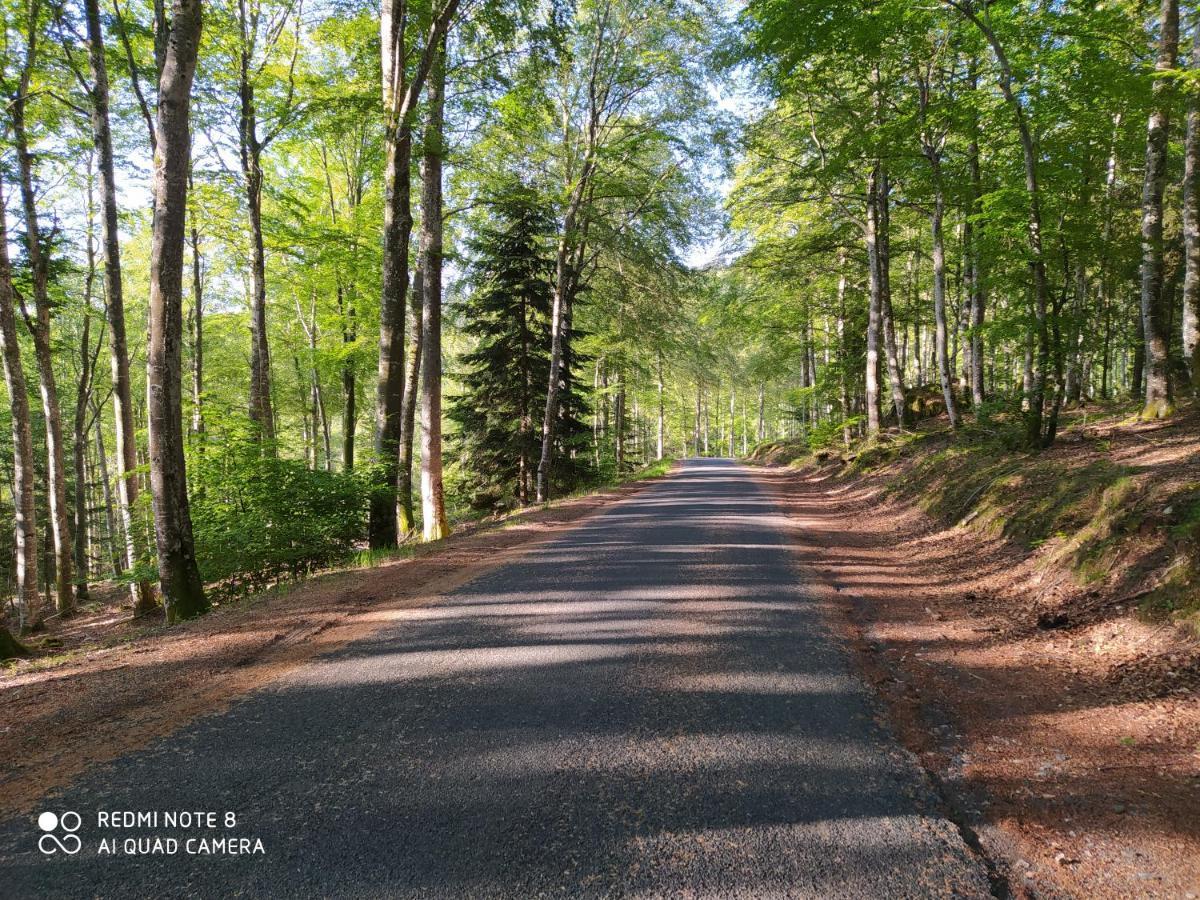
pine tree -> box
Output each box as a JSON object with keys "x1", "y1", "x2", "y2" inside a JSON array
[
  {"x1": 449, "y1": 185, "x2": 593, "y2": 510},
  {"x1": 449, "y1": 186, "x2": 555, "y2": 510}
]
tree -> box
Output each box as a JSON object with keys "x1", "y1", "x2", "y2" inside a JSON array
[
  {"x1": 0, "y1": 172, "x2": 41, "y2": 640},
  {"x1": 227, "y1": 0, "x2": 305, "y2": 442},
  {"x1": 448, "y1": 185, "x2": 554, "y2": 509},
  {"x1": 6, "y1": 0, "x2": 75, "y2": 615},
  {"x1": 418, "y1": 36, "x2": 449, "y2": 541},
  {"x1": 147, "y1": 0, "x2": 208, "y2": 622},
  {"x1": 80, "y1": 0, "x2": 157, "y2": 613},
  {"x1": 370, "y1": 0, "x2": 461, "y2": 548},
  {"x1": 1139, "y1": 0, "x2": 1179, "y2": 419}
]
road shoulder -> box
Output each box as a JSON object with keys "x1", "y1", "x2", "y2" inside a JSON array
[{"x1": 749, "y1": 460, "x2": 1200, "y2": 900}]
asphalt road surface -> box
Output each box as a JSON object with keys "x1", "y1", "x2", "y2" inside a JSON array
[{"x1": 1, "y1": 458, "x2": 992, "y2": 898}]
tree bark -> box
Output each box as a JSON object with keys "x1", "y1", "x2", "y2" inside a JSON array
[
  {"x1": 1183, "y1": 14, "x2": 1200, "y2": 390},
  {"x1": 72, "y1": 230, "x2": 97, "y2": 604},
  {"x1": 147, "y1": 0, "x2": 208, "y2": 622},
  {"x1": 341, "y1": 292, "x2": 357, "y2": 471},
  {"x1": 877, "y1": 170, "x2": 906, "y2": 425},
  {"x1": 614, "y1": 370, "x2": 625, "y2": 470},
  {"x1": 865, "y1": 168, "x2": 884, "y2": 436},
  {"x1": 0, "y1": 173, "x2": 41, "y2": 633},
  {"x1": 419, "y1": 40, "x2": 449, "y2": 541},
  {"x1": 238, "y1": 0, "x2": 284, "y2": 444},
  {"x1": 373, "y1": 0, "x2": 460, "y2": 545},
  {"x1": 92, "y1": 398, "x2": 123, "y2": 577},
  {"x1": 966, "y1": 70, "x2": 986, "y2": 409},
  {"x1": 1098, "y1": 115, "x2": 1122, "y2": 400},
  {"x1": 536, "y1": 176, "x2": 589, "y2": 501},
  {"x1": 656, "y1": 351, "x2": 665, "y2": 460},
  {"x1": 398, "y1": 264, "x2": 423, "y2": 535},
  {"x1": 728, "y1": 388, "x2": 735, "y2": 456},
  {"x1": 930, "y1": 160, "x2": 960, "y2": 428},
  {"x1": 836, "y1": 250, "x2": 851, "y2": 445},
  {"x1": 86, "y1": 0, "x2": 156, "y2": 612},
  {"x1": 189, "y1": 213, "x2": 204, "y2": 436},
  {"x1": 1140, "y1": 0, "x2": 1180, "y2": 418}
]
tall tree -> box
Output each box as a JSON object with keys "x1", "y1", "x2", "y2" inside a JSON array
[
  {"x1": 944, "y1": 0, "x2": 1053, "y2": 446},
  {"x1": 1181, "y1": 12, "x2": 1200, "y2": 391},
  {"x1": 448, "y1": 185, "x2": 553, "y2": 509},
  {"x1": 0, "y1": 172, "x2": 41, "y2": 640},
  {"x1": 147, "y1": 0, "x2": 208, "y2": 622},
  {"x1": 419, "y1": 37, "x2": 449, "y2": 541},
  {"x1": 82, "y1": 0, "x2": 157, "y2": 613},
  {"x1": 371, "y1": 0, "x2": 460, "y2": 548},
  {"x1": 235, "y1": 0, "x2": 304, "y2": 443},
  {"x1": 1139, "y1": 0, "x2": 1179, "y2": 419},
  {"x1": 8, "y1": 0, "x2": 74, "y2": 615}
]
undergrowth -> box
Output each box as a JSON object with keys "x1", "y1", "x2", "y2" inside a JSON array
[{"x1": 753, "y1": 406, "x2": 1200, "y2": 635}]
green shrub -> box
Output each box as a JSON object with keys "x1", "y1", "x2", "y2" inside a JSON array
[{"x1": 188, "y1": 421, "x2": 368, "y2": 593}]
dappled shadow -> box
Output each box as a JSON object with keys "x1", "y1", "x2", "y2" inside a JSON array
[{"x1": 0, "y1": 459, "x2": 989, "y2": 898}]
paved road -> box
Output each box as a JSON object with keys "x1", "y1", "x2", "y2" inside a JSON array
[{"x1": 1, "y1": 459, "x2": 991, "y2": 898}]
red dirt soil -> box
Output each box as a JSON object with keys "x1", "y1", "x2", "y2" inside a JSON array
[{"x1": 754, "y1": 417, "x2": 1200, "y2": 899}]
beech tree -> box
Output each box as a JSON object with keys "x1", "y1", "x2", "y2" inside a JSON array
[{"x1": 147, "y1": 0, "x2": 207, "y2": 621}]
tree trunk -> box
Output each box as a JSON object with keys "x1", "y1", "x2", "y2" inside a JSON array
[
  {"x1": 930, "y1": 159, "x2": 960, "y2": 427},
  {"x1": 0, "y1": 173, "x2": 42, "y2": 633},
  {"x1": 1141, "y1": 0, "x2": 1180, "y2": 418},
  {"x1": 837, "y1": 263, "x2": 851, "y2": 446},
  {"x1": 12, "y1": 72, "x2": 74, "y2": 617},
  {"x1": 372, "y1": 101, "x2": 413, "y2": 545},
  {"x1": 398, "y1": 265, "x2": 423, "y2": 535},
  {"x1": 189, "y1": 216, "x2": 205, "y2": 436},
  {"x1": 86, "y1": 0, "x2": 156, "y2": 613},
  {"x1": 92, "y1": 398, "x2": 123, "y2": 577},
  {"x1": 966, "y1": 77, "x2": 987, "y2": 409},
  {"x1": 73, "y1": 260, "x2": 95, "y2": 604},
  {"x1": 614, "y1": 370, "x2": 625, "y2": 471},
  {"x1": 239, "y1": 0, "x2": 276, "y2": 443},
  {"x1": 877, "y1": 170, "x2": 906, "y2": 424},
  {"x1": 373, "y1": 0, "x2": 459, "y2": 543},
  {"x1": 419, "y1": 41, "x2": 449, "y2": 541},
  {"x1": 537, "y1": 176, "x2": 589, "y2": 501},
  {"x1": 1183, "y1": 15, "x2": 1200, "y2": 390},
  {"x1": 340, "y1": 285, "x2": 356, "y2": 471},
  {"x1": 728, "y1": 388, "x2": 735, "y2": 456},
  {"x1": 656, "y1": 351, "x2": 665, "y2": 460},
  {"x1": 1098, "y1": 115, "x2": 1122, "y2": 400},
  {"x1": 757, "y1": 380, "x2": 765, "y2": 443},
  {"x1": 147, "y1": 0, "x2": 208, "y2": 622},
  {"x1": 865, "y1": 168, "x2": 884, "y2": 436},
  {"x1": 947, "y1": 2, "x2": 1053, "y2": 446}
]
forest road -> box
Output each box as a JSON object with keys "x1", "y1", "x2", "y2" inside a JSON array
[{"x1": 0, "y1": 458, "x2": 992, "y2": 899}]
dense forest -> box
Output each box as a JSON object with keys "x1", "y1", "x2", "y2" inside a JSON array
[{"x1": 0, "y1": 0, "x2": 1197, "y2": 655}]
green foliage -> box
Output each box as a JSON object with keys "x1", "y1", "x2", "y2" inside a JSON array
[
  {"x1": 448, "y1": 183, "x2": 557, "y2": 511},
  {"x1": 188, "y1": 414, "x2": 368, "y2": 593}
]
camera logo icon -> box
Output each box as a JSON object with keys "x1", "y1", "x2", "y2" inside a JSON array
[{"x1": 37, "y1": 811, "x2": 82, "y2": 855}]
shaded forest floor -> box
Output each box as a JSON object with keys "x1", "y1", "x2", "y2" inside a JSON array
[
  {"x1": 0, "y1": 474, "x2": 671, "y2": 818},
  {"x1": 753, "y1": 404, "x2": 1200, "y2": 899}
]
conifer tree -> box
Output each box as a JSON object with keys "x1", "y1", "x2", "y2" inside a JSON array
[{"x1": 449, "y1": 186, "x2": 555, "y2": 510}]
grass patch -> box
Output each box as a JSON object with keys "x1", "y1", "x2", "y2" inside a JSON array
[{"x1": 628, "y1": 457, "x2": 677, "y2": 481}]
